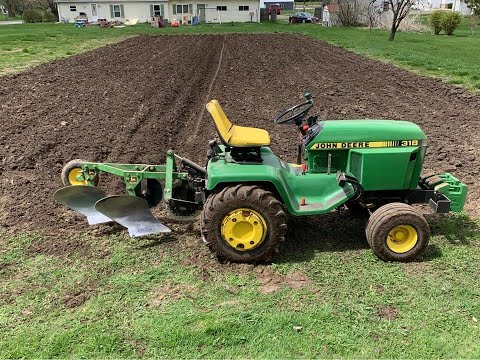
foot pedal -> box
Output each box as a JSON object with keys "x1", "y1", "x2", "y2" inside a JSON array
[
  {"x1": 95, "y1": 195, "x2": 171, "y2": 237},
  {"x1": 54, "y1": 186, "x2": 112, "y2": 225}
]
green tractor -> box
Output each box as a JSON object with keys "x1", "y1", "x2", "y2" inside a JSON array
[{"x1": 55, "y1": 93, "x2": 467, "y2": 263}]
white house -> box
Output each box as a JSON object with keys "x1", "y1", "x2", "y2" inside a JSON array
[
  {"x1": 429, "y1": 0, "x2": 471, "y2": 14},
  {"x1": 56, "y1": 0, "x2": 261, "y2": 23}
]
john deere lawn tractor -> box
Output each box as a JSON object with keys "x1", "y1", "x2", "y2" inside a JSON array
[{"x1": 55, "y1": 92, "x2": 468, "y2": 263}]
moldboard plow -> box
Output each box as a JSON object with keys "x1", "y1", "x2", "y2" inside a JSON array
[
  {"x1": 54, "y1": 152, "x2": 205, "y2": 236},
  {"x1": 55, "y1": 93, "x2": 468, "y2": 263}
]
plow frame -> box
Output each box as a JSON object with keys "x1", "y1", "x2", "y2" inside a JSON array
[{"x1": 71, "y1": 150, "x2": 190, "y2": 201}]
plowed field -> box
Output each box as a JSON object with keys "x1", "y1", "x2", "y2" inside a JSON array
[{"x1": 1, "y1": 33, "x2": 479, "y2": 237}]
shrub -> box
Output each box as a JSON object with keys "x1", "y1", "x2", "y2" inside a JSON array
[
  {"x1": 22, "y1": 8, "x2": 56, "y2": 23},
  {"x1": 42, "y1": 11, "x2": 56, "y2": 22},
  {"x1": 442, "y1": 11, "x2": 462, "y2": 35},
  {"x1": 430, "y1": 10, "x2": 443, "y2": 34},
  {"x1": 23, "y1": 8, "x2": 44, "y2": 23}
]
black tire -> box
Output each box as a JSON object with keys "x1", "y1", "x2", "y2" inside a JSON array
[
  {"x1": 201, "y1": 185, "x2": 287, "y2": 263},
  {"x1": 366, "y1": 202, "x2": 430, "y2": 262},
  {"x1": 61, "y1": 159, "x2": 99, "y2": 186}
]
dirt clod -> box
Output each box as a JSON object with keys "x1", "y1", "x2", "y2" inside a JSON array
[
  {"x1": 256, "y1": 266, "x2": 313, "y2": 294},
  {"x1": 377, "y1": 306, "x2": 398, "y2": 321},
  {"x1": 63, "y1": 291, "x2": 88, "y2": 308}
]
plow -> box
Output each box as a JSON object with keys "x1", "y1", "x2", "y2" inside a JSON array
[
  {"x1": 55, "y1": 152, "x2": 204, "y2": 236},
  {"x1": 55, "y1": 93, "x2": 468, "y2": 263}
]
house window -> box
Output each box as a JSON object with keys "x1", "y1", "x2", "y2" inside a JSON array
[
  {"x1": 113, "y1": 4, "x2": 122, "y2": 17},
  {"x1": 174, "y1": 4, "x2": 191, "y2": 13},
  {"x1": 382, "y1": 1, "x2": 389, "y2": 11},
  {"x1": 153, "y1": 4, "x2": 164, "y2": 16},
  {"x1": 239, "y1": 5, "x2": 249, "y2": 11},
  {"x1": 217, "y1": 5, "x2": 227, "y2": 11},
  {"x1": 69, "y1": 5, "x2": 76, "y2": 11}
]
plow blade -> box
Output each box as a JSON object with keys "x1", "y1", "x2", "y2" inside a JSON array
[
  {"x1": 95, "y1": 195, "x2": 171, "y2": 237},
  {"x1": 54, "y1": 186, "x2": 112, "y2": 225}
]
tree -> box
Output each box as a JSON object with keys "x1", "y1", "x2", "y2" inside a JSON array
[
  {"x1": 41, "y1": 0, "x2": 57, "y2": 20},
  {"x1": 25, "y1": 0, "x2": 57, "y2": 20},
  {"x1": 3, "y1": 0, "x2": 22, "y2": 16},
  {"x1": 469, "y1": 12, "x2": 479, "y2": 36},
  {"x1": 387, "y1": 0, "x2": 416, "y2": 41},
  {"x1": 465, "y1": 0, "x2": 480, "y2": 15},
  {"x1": 337, "y1": 0, "x2": 366, "y2": 26},
  {"x1": 366, "y1": 0, "x2": 381, "y2": 32}
]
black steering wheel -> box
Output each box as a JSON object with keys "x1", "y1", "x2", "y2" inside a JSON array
[{"x1": 274, "y1": 92, "x2": 314, "y2": 125}]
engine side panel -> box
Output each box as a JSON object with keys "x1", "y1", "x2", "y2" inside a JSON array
[{"x1": 305, "y1": 120, "x2": 427, "y2": 190}]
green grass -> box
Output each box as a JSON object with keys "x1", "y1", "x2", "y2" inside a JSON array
[
  {"x1": 301, "y1": 21, "x2": 480, "y2": 92},
  {"x1": 1, "y1": 20, "x2": 479, "y2": 89},
  {"x1": 0, "y1": 14, "x2": 22, "y2": 21},
  {"x1": 1, "y1": 214, "x2": 479, "y2": 358}
]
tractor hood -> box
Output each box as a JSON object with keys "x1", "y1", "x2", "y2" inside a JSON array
[{"x1": 306, "y1": 120, "x2": 427, "y2": 149}]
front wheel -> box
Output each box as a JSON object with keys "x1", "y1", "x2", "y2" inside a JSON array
[
  {"x1": 366, "y1": 203, "x2": 430, "y2": 262},
  {"x1": 201, "y1": 185, "x2": 287, "y2": 263}
]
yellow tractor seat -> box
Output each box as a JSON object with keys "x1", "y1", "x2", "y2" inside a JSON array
[{"x1": 206, "y1": 100, "x2": 271, "y2": 148}]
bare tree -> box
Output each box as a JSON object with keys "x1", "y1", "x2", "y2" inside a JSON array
[
  {"x1": 337, "y1": 0, "x2": 365, "y2": 26},
  {"x1": 388, "y1": 0, "x2": 416, "y2": 41},
  {"x1": 465, "y1": 0, "x2": 480, "y2": 15},
  {"x1": 366, "y1": 0, "x2": 380, "y2": 32},
  {"x1": 3, "y1": 0, "x2": 20, "y2": 16},
  {"x1": 468, "y1": 13, "x2": 479, "y2": 36},
  {"x1": 42, "y1": 0, "x2": 57, "y2": 20},
  {"x1": 25, "y1": 0, "x2": 57, "y2": 20}
]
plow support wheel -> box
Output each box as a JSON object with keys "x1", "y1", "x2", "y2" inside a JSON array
[
  {"x1": 54, "y1": 186, "x2": 112, "y2": 225},
  {"x1": 95, "y1": 195, "x2": 171, "y2": 237}
]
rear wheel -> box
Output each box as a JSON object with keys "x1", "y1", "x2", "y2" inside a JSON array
[
  {"x1": 61, "y1": 159, "x2": 98, "y2": 186},
  {"x1": 201, "y1": 185, "x2": 287, "y2": 263},
  {"x1": 366, "y1": 203, "x2": 430, "y2": 262}
]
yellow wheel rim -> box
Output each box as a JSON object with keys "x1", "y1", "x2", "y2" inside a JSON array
[
  {"x1": 68, "y1": 168, "x2": 88, "y2": 186},
  {"x1": 221, "y1": 208, "x2": 267, "y2": 251},
  {"x1": 386, "y1": 225, "x2": 418, "y2": 253}
]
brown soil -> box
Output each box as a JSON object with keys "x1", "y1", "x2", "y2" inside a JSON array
[
  {"x1": 377, "y1": 305, "x2": 398, "y2": 321},
  {"x1": 149, "y1": 282, "x2": 198, "y2": 306},
  {"x1": 63, "y1": 291, "x2": 89, "y2": 308},
  {"x1": 63, "y1": 281, "x2": 98, "y2": 308},
  {"x1": 255, "y1": 266, "x2": 314, "y2": 294},
  {"x1": 1, "y1": 33, "x2": 479, "y2": 241}
]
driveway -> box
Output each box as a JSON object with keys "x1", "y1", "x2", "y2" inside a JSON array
[{"x1": 0, "y1": 20, "x2": 23, "y2": 25}]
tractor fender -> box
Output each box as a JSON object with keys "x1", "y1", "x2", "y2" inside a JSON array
[{"x1": 206, "y1": 153, "x2": 354, "y2": 216}]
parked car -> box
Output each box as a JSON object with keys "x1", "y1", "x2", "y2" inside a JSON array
[
  {"x1": 268, "y1": 4, "x2": 281, "y2": 15},
  {"x1": 288, "y1": 12, "x2": 319, "y2": 23}
]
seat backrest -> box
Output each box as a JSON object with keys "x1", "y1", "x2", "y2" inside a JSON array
[{"x1": 206, "y1": 100, "x2": 233, "y2": 145}]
